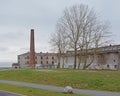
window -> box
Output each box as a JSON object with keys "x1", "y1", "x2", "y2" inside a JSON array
[
  {"x1": 35, "y1": 56, "x2": 37, "y2": 59},
  {"x1": 114, "y1": 65, "x2": 117, "y2": 68},
  {"x1": 107, "y1": 65, "x2": 109, "y2": 68},
  {"x1": 25, "y1": 56, "x2": 29, "y2": 59},
  {"x1": 18, "y1": 56, "x2": 20, "y2": 59},
  {"x1": 41, "y1": 56, "x2": 43, "y2": 59},
  {"x1": 46, "y1": 57, "x2": 48, "y2": 59},
  {"x1": 52, "y1": 61, "x2": 54, "y2": 64},
  {"x1": 113, "y1": 60, "x2": 116, "y2": 62},
  {"x1": 52, "y1": 57, "x2": 54, "y2": 59},
  {"x1": 27, "y1": 56, "x2": 29, "y2": 59},
  {"x1": 46, "y1": 61, "x2": 48, "y2": 64},
  {"x1": 41, "y1": 61, "x2": 43, "y2": 64},
  {"x1": 35, "y1": 61, "x2": 37, "y2": 64},
  {"x1": 26, "y1": 61, "x2": 29, "y2": 64}
]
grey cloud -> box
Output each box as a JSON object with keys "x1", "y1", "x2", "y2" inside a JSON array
[
  {"x1": 0, "y1": 0, "x2": 119, "y2": 62},
  {"x1": 0, "y1": 0, "x2": 81, "y2": 28}
]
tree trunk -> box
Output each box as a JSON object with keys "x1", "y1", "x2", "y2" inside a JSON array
[
  {"x1": 62, "y1": 56, "x2": 65, "y2": 68},
  {"x1": 74, "y1": 46, "x2": 77, "y2": 69},
  {"x1": 83, "y1": 49, "x2": 88, "y2": 70},
  {"x1": 57, "y1": 50, "x2": 61, "y2": 68}
]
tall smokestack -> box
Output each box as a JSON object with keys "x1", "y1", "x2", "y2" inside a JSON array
[{"x1": 29, "y1": 29, "x2": 35, "y2": 68}]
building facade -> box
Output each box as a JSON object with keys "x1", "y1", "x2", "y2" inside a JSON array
[
  {"x1": 18, "y1": 52, "x2": 57, "y2": 68},
  {"x1": 60, "y1": 45, "x2": 120, "y2": 70},
  {"x1": 18, "y1": 45, "x2": 120, "y2": 70}
]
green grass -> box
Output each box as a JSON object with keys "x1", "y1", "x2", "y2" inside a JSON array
[
  {"x1": 0, "y1": 83, "x2": 86, "y2": 96},
  {"x1": 0, "y1": 69, "x2": 120, "y2": 92}
]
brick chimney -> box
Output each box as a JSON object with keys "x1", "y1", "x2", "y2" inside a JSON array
[{"x1": 29, "y1": 29, "x2": 35, "y2": 68}]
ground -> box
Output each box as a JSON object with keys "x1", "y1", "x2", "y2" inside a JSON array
[{"x1": 0, "y1": 69, "x2": 120, "y2": 92}]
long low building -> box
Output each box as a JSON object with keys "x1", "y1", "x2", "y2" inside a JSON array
[
  {"x1": 18, "y1": 44, "x2": 120, "y2": 70},
  {"x1": 60, "y1": 44, "x2": 120, "y2": 70}
]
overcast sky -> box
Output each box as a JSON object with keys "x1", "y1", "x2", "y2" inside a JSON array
[{"x1": 0, "y1": 0, "x2": 120, "y2": 62}]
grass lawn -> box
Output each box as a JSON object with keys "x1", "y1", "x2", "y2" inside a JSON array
[
  {"x1": 0, "y1": 83, "x2": 86, "y2": 96},
  {"x1": 0, "y1": 69, "x2": 120, "y2": 92}
]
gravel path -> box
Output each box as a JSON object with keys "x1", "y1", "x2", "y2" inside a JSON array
[{"x1": 0, "y1": 80, "x2": 120, "y2": 96}]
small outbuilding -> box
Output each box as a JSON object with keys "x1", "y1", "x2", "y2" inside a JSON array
[{"x1": 12, "y1": 63, "x2": 20, "y2": 69}]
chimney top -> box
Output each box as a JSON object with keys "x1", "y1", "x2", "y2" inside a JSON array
[{"x1": 31, "y1": 29, "x2": 34, "y2": 32}]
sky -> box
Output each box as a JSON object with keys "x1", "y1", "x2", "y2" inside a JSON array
[{"x1": 0, "y1": 0, "x2": 120, "y2": 62}]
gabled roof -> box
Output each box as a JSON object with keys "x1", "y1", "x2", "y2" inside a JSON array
[
  {"x1": 18, "y1": 52, "x2": 30, "y2": 56},
  {"x1": 66, "y1": 44, "x2": 120, "y2": 55},
  {"x1": 12, "y1": 63, "x2": 20, "y2": 66},
  {"x1": 18, "y1": 52, "x2": 57, "y2": 56},
  {"x1": 36, "y1": 52, "x2": 57, "y2": 56}
]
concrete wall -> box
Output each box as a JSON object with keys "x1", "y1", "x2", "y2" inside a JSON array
[{"x1": 59, "y1": 52, "x2": 120, "y2": 70}]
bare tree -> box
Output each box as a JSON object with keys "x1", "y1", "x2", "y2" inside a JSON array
[
  {"x1": 57, "y1": 5, "x2": 87, "y2": 69},
  {"x1": 57, "y1": 4, "x2": 97, "y2": 69},
  {"x1": 90, "y1": 22, "x2": 111, "y2": 69},
  {"x1": 57, "y1": 4, "x2": 111, "y2": 69},
  {"x1": 49, "y1": 24, "x2": 68, "y2": 68},
  {"x1": 78, "y1": 21, "x2": 111, "y2": 69}
]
